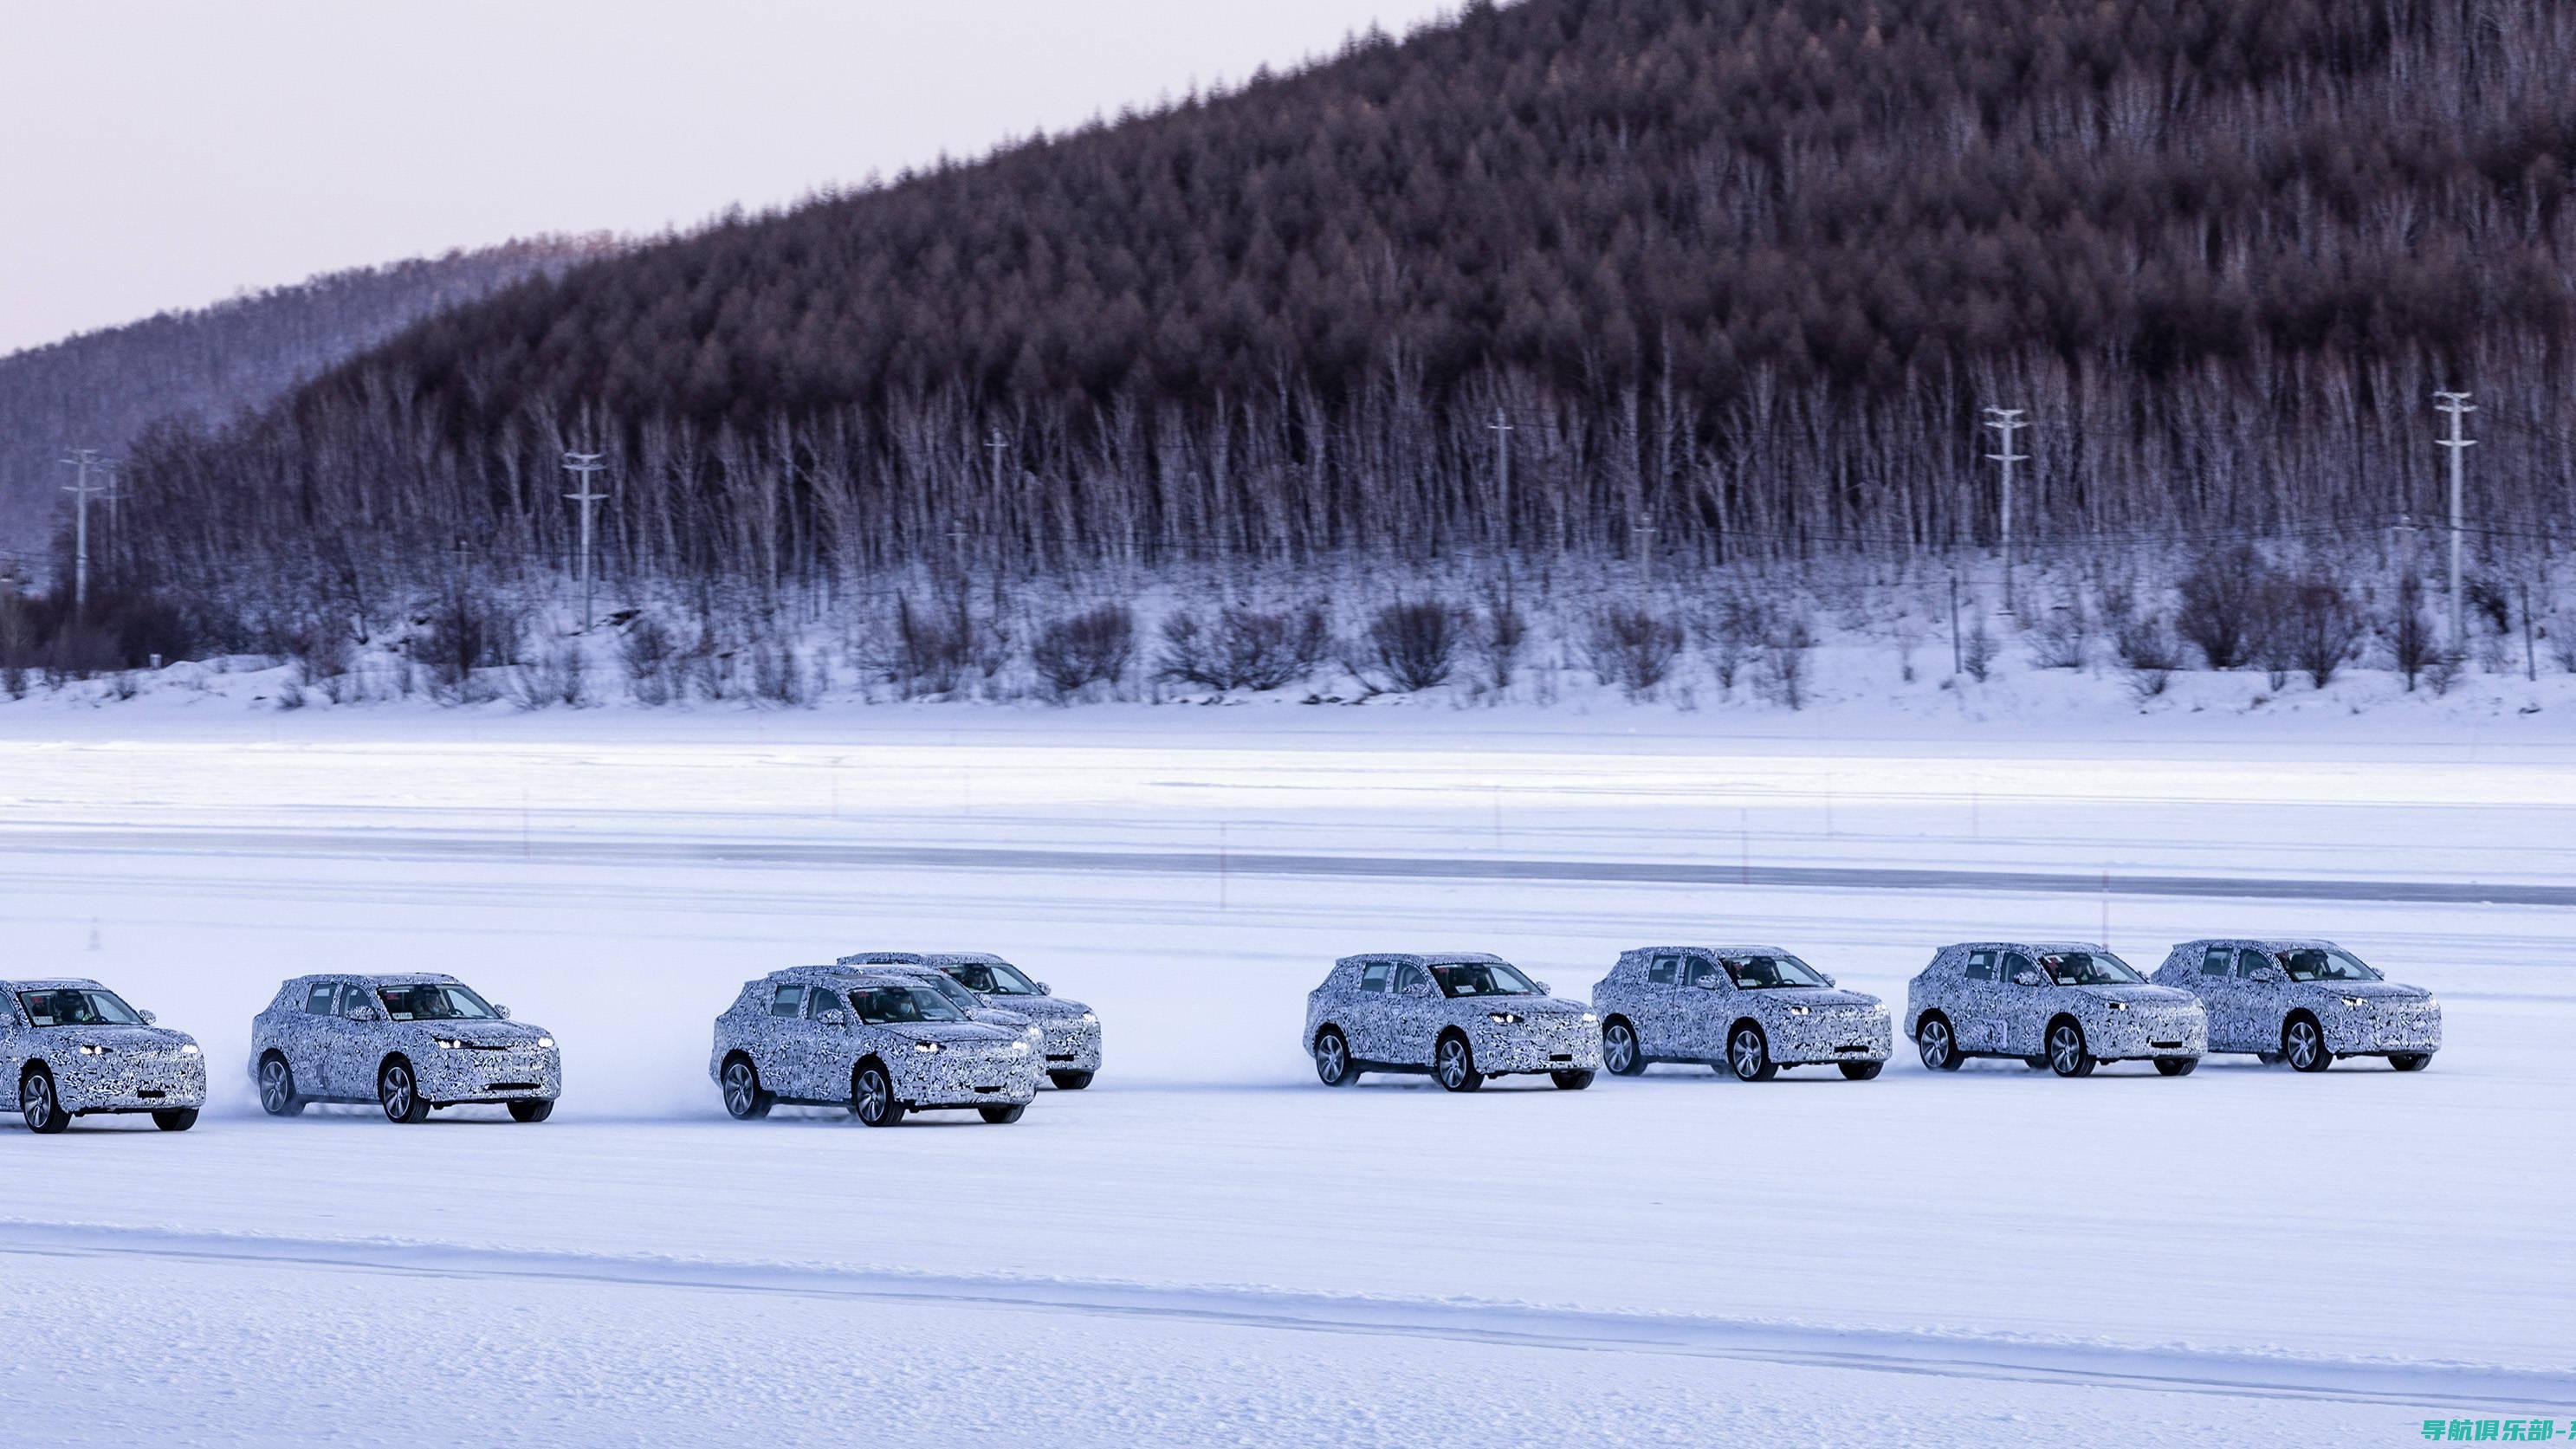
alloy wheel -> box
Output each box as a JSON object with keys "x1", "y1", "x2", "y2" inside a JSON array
[
  {"x1": 2048, "y1": 1023, "x2": 2089, "y2": 1077},
  {"x1": 1602, "y1": 1021, "x2": 1639, "y2": 1075},
  {"x1": 260, "y1": 1060, "x2": 292, "y2": 1114},
  {"x1": 1315, "y1": 1032, "x2": 1349, "y2": 1085},
  {"x1": 1919, "y1": 1019, "x2": 1954, "y2": 1070},
  {"x1": 2287, "y1": 1019, "x2": 2326, "y2": 1072},
  {"x1": 722, "y1": 1062, "x2": 758, "y2": 1117},
  {"x1": 22, "y1": 1074, "x2": 56, "y2": 1132}
]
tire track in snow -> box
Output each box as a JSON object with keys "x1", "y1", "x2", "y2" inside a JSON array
[
  {"x1": 3, "y1": 825, "x2": 2574, "y2": 907},
  {"x1": 0, "y1": 1220, "x2": 2560, "y2": 1411}
]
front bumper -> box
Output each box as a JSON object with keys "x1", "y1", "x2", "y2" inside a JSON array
[
  {"x1": 895, "y1": 1044, "x2": 1041, "y2": 1109},
  {"x1": 414, "y1": 1046, "x2": 561, "y2": 1103},
  {"x1": 1765, "y1": 1007, "x2": 1893, "y2": 1065},
  {"x1": 1037, "y1": 1016, "x2": 1103, "y2": 1074},
  {"x1": 2324, "y1": 1002, "x2": 2442, "y2": 1056},
  {"x1": 54, "y1": 1051, "x2": 208, "y2": 1113},
  {"x1": 1466, "y1": 1017, "x2": 1604, "y2": 1075},
  {"x1": 2085, "y1": 1009, "x2": 2208, "y2": 1059}
]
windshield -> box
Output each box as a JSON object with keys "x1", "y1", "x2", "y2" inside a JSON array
[
  {"x1": 379, "y1": 983, "x2": 497, "y2": 1021},
  {"x1": 16, "y1": 988, "x2": 146, "y2": 1028},
  {"x1": 911, "y1": 974, "x2": 983, "y2": 1012},
  {"x1": 941, "y1": 961, "x2": 1040, "y2": 996},
  {"x1": 1721, "y1": 955, "x2": 1831, "y2": 989},
  {"x1": 852, "y1": 985, "x2": 967, "y2": 1025},
  {"x1": 2036, "y1": 952, "x2": 2146, "y2": 986},
  {"x1": 1430, "y1": 961, "x2": 1539, "y2": 998},
  {"x1": 2278, "y1": 948, "x2": 2381, "y2": 983}
]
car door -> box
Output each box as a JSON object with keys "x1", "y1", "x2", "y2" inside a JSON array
[
  {"x1": 2234, "y1": 948, "x2": 2284, "y2": 1051},
  {"x1": 0, "y1": 991, "x2": 22, "y2": 1109},
  {"x1": 1997, "y1": 952, "x2": 2048, "y2": 1055},
  {"x1": 1953, "y1": 949, "x2": 2006, "y2": 1052},
  {"x1": 1680, "y1": 954, "x2": 1734, "y2": 1060},
  {"x1": 800, "y1": 986, "x2": 852, "y2": 1099},
  {"x1": 331, "y1": 982, "x2": 395, "y2": 1097},
  {"x1": 2192, "y1": 944, "x2": 2247, "y2": 1050},
  {"x1": 1388, "y1": 962, "x2": 1441, "y2": 1066},
  {"x1": 761, "y1": 982, "x2": 815, "y2": 1097},
  {"x1": 296, "y1": 980, "x2": 354, "y2": 1096},
  {"x1": 1634, "y1": 952, "x2": 1689, "y2": 1058},
  {"x1": 1343, "y1": 960, "x2": 1395, "y2": 1060}
]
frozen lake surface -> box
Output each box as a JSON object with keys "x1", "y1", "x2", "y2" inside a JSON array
[{"x1": 1, "y1": 714, "x2": 2568, "y2": 1445}]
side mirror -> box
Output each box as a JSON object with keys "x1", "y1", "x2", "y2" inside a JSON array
[
  {"x1": 1035, "y1": 982, "x2": 1052, "y2": 997},
  {"x1": 819, "y1": 1009, "x2": 848, "y2": 1027},
  {"x1": 494, "y1": 1005, "x2": 513, "y2": 1020},
  {"x1": 2013, "y1": 971, "x2": 2043, "y2": 987},
  {"x1": 139, "y1": 1010, "x2": 158, "y2": 1025},
  {"x1": 1819, "y1": 974, "x2": 1837, "y2": 987},
  {"x1": 1533, "y1": 980, "x2": 1552, "y2": 995}
]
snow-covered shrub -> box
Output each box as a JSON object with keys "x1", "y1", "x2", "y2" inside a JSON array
[
  {"x1": 1362, "y1": 600, "x2": 1465, "y2": 692},
  {"x1": 619, "y1": 617, "x2": 677, "y2": 705},
  {"x1": 2114, "y1": 614, "x2": 2183, "y2": 699},
  {"x1": 512, "y1": 640, "x2": 589, "y2": 709},
  {"x1": 417, "y1": 587, "x2": 522, "y2": 702},
  {"x1": 750, "y1": 640, "x2": 807, "y2": 706},
  {"x1": 2387, "y1": 572, "x2": 2437, "y2": 692},
  {"x1": 1754, "y1": 608, "x2": 1818, "y2": 708},
  {"x1": 2178, "y1": 545, "x2": 2267, "y2": 669},
  {"x1": 2279, "y1": 573, "x2": 2361, "y2": 688},
  {"x1": 1030, "y1": 604, "x2": 1136, "y2": 702},
  {"x1": 1962, "y1": 616, "x2": 1997, "y2": 682},
  {"x1": 1584, "y1": 605, "x2": 1683, "y2": 698},
  {"x1": 1156, "y1": 605, "x2": 1330, "y2": 693},
  {"x1": 1473, "y1": 582, "x2": 1527, "y2": 692},
  {"x1": 2028, "y1": 595, "x2": 2089, "y2": 670},
  {"x1": 1697, "y1": 592, "x2": 1766, "y2": 693}
]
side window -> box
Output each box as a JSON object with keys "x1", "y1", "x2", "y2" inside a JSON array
[
  {"x1": 343, "y1": 984, "x2": 379, "y2": 1017},
  {"x1": 770, "y1": 984, "x2": 806, "y2": 1018},
  {"x1": 2003, "y1": 952, "x2": 2037, "y2": 985},
  {"x1": 2236, "y1": 949, "x2": 2274, "y2": 980},
  {"x1": 304, "y1": 983, "x2": 339, "y2": 1015},
  {"x1": 1394, "y1": 964, "x2": 1428, "y2": 995},
  {"x1": 808, "y1": 988, "x2": 845, "y2": 1018},
  {"x1": 1646, "y1": 955, "x2": 1680, "y2": 986},
  {"x1": 1358, "y1": 961, "x2": 1389, "y2": 994},
  {"x1": 1963, "y1": 950, "x2": 1997, "y2": 982},
  {"x1": 2199, "y1": 947, "x2": 2231, "y2": 977},
  {"x1": 1686, "y1": 957, "x2": 1727, "y2": 988}
]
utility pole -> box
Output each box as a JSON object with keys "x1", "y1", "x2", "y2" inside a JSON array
[
  {"x1": 1982, "y1": 407, "x2": 2027, "y2": 607},
  {"x1": 560, "y1": 451, "x2": 609, "y2": 631},
  {"x1": 2434, "y1": 391, "x2": 2476, "y2": 657},
  {"x1": 1488, "y1": 408, "x2": 1512, "y2": 558},
  {"x1": 59, "y1": 448, "x2": 107, "y2": 619}
]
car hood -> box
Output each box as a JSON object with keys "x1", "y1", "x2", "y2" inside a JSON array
[
  {"x1": 893, "y1": 1020, "x2": 1016, "y2": 1046},
  {"x1": 411, "y1": 1020, "x2": 552, "y2": 1048},
  {"x1": 1466, "y1": 995, "x2": 1589, "y2": 1018},
  {"x1": 2068, "y1": 984, "x2": 2200, "y2": 1008},
  {"x1": 1751, "y1": 988, "x2": 1881, "y2": 1010},
  {"x1": 2304, "y1": 980, "x2": 2431, "y2": 1002},
  {"x1": 32, "y1": 1024, "x2": 195, "y2": 1053},
  {"x1": 969, "y1": 1007, "x2": 1038, "y2": 1031},
  {"x1": 995, "y1": 995, "x2": 1092, "y2": 1022}
]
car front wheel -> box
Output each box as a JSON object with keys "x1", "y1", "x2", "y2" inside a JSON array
[
  {"x1": 2153, "y1": 1057, "x2": 2198, "y2": 1077},
  {"x1": 2046, "y1": 1021, "x2": 2096, "y2": 1077},
  {"x1": 1047, "y1": 1071, "x2": 1094, "y2": 1091},
  {"x1": 1550, "y1": 1069, "x2": 1595, "y2": 1090},
  {"x1": 2285, "y1": 1015, "x2": 2331, "y2": 1073},
  {"x1": 379, "y1": 1058, "x2": 430, "y2": 1123},
  {"x1": 1728, "y1": 1025, "x2": 1777, "y2": 1083},
  {"x1": 1601, "y1": 1019, "x2": 1644, "y2": 1076},
  {"x1": 980, "y1": 1103, "x2": 1026, "y2": 1124},
  {"x1": 1312, "y1": 1028, "x2": 1357, "y2": 1087},
  {"x1": 1434, "y1": 1035, "x2": 1483, "y2": 1092},
  {"x1": 1840, "y1": 1061, "x2": 1884, "y2": 1081},
  {"x1": 508, "y1": 1100, "x2": 553, "y2": 1123},
  {"x1": 20, "y1": 1068, "x2": 67, "y2": 1135},
  {"x1": 2387, "y1": 1052, "x2": 2431, "y2": 1072},
  {"x1": 257, "y1": 1056, "x2": 305, "y2": 1116},
  {"x1": 853, "y1": 1063, "x2": 906, "y2": 1127},
  {"x1": 1917, "y1": 1015, "x2": 1961, "y2": 1071},
  {"x1": 152, "y1": 1108, "x2": 199, "y2": 1131}
]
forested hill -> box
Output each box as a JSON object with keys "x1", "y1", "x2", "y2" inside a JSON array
[
  {"x1": 0, "y1": 236, "x2": 614, "y2": 561},
  {"x1": 121, "y1": 0, "x2": 2576, "y2": 609}
]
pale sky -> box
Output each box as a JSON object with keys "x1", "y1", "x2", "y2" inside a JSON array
[{"x1": 0, "y1": 1, "x2": 1465, "y2": 356}]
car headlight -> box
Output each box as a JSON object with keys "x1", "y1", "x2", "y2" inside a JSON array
[
  {"x1": 1024, "y1": 1025, "x2": 1044, "y2": 1041},
  {"x1": 1788, "y1": 1005, "x2": 1809, "y2": 1016},
  {"x1": 1581, "y1": 1012, "x2": 1598, "y2": 1023},
  {"x1": 434, "y1": 1038, "x2": 465, "y2": 1050},
  {"x1": 2340, "y1": 996, "x2": 2367, "y2": 1007},
  {"x1": 179, "y1": 1043, "x2": 200, "y2": 1056},
  {"x1": 78, "y1": 1044, "x2": 106, "y2": 1056},
  {"x1": 1488, "y1": 1011, "x2": 1523, "y2": 1025},
  {"x1": 1079, "y1": 1012, "x2": 1097, "y2": 1024},
  {"x1": 1010, "y1": 1041, "x2": 1031, "y2": 1054},
  {"x1": 536, "y1": 1036, "x2": 555, "y2": 1049},
  {"x1": 914, "y1": 1040, "x2": 942, "y2": 1054},
  {"x1": 2107, "y1": 1001, "x2": 2127, "y2": 1012}
]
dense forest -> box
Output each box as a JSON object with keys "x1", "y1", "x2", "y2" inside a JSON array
[
  {"x1": 0, "y1": 236, "x2": 613, "y2": 560},
  {"x1": 45, "y1": 0, "x2": 2576, "y2": 676}
]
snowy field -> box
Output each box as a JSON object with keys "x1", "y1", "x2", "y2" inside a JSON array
[{"x1": 3, "y1": 710, "x2": 2573, "y2": 1446}]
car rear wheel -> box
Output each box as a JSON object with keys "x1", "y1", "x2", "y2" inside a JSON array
[
  {"x1": 1601, "y1": 1019, "x2": 1645, "y2": 1076},
  {"x1": 508, "y1": 1100, "x2": 553, "y2": 1123},
  {"x1": 1434, "y1": 1034, "x2": 1483, "y2": 1092},
  {"x1": 1312, "y1": 1028, "x2": 1357, "y2": 1087},
  {"x1": 2153, "y1": 1057, "x2": 2198, "y2": 1077},
  {"x1": 720, "y1": 1058, "x2": 773, "y2": 1120},
  {"x1": 1916, "y1": 1015, "x2": 1961, "y2": 1071},
  {"x1": 853, "y1": 1063, "x2": 906, "y2": 1127},
  {"x1": 2387, "y1": 1052, "x2": 2431, "y2": 1072},
  {"x1": 257, "y1": 1055, "x2": 305, "y2": 1116},
  {"x1": 1047, "y1": 1071, "x2": 1094, "y2": 1091},
  {"x1": 1727, "y1": 1024, "x2": 1777, "y2": 1083},
  {"x1": 2284, "y1": 1014, "x2": 2331, "y2": 1073},
  {"x1": 980, "y1": 1103, "x2": 1026, "y2": 1123},
  {"x1": 20, "y1": 1068, "x2": 67, "y2": 1135},
  {"x1": 2046, "y1": 1020, "x2": 2096, "y2": 1077},
  {"x1": 1839, "y1": 1061, "x2": 1884, "y2": 1081},
  {"x1": 379, "y1": 1058, "x2": 430, "y2": 1123},
  {"x1": 2256, "y1": 1051, "x2": 2286, "y2": 1067},
  {"x1": 152, "y1": 1108, "x2": 199, "y2": 1131},
  {"x1": 1550, "y1": 1069, "x2": 1595, "y2": 1090}
]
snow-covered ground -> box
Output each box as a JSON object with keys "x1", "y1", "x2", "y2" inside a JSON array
[{"x1": 2, "y1": 712, "x2": 2570, "y2": 1445}]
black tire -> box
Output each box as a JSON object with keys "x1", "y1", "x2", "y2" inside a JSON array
[
  {"x1": 2284, "y1": 1014, "x2": 2331, "y2": 1073},
  {"x1": 152, "y1": 1108, "x2": 199, "y2": 1131},
  {"x1": 1601, "y1": 1019, "x2": 1646, "y2": 1076},
  {"x1": 1047, "y1": 1071, "x2": 1095, "y2": 1091},
  {"x1": 2256, "y1": 1051, "x2": 2286, "y2": 1067},
  {"x1": 1840, "y1": 1061, "x2": 1884, "y2": 1081},
  {"x1": 256, "y1": 1054, "x2": 305, "y2": 1116},
  {"x1": 1433, "y1": 1033, "x2": 1483, "y2": 1092},
  {"x1": 1916, "y1": 1014, "x2": 1961, "y2": 1071},
  {"x1": 853, "y1": 1062, "x2": 906, "y2": 1127},
  {"x1": 720, "y1": 1056, "x2": 773, "y2": 1120},
  {"x1": 508, "y1": 1100, "x2": 554, "y2": 1123},
  {"x1": 1727, "y1": 1023, "x2": 1777, "y2": 1083},
  {"x1": 1312, "y1": 1028, "x2": 1358, "y2": 1087},
  {"x1": 980, "y1": 1103, "x2": 1026, "y2": 1124},
  {"x1": 20, "y1": 1067, "x2": 68, "y2": 1135},
  {"x1": 2045, "y1": 1019, "x2": 2096, "y2": 1077},
  {"x1": 2387, "y1": 1052, "x2": 2431, "y2": 1072},
  {"x1": 2023, "y1": 1056, "x2": 2049, "y2": 1071},
  {"x1": 2153, "y1": 1057, "x2": 2198, "y2": 1077},
  {"x1": 1550, "y1": 1069, "x2": 1595, "y2": 1090},
  {"x1": 379, "y1": 1058, "x2": 431, "y2": 1123}
]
